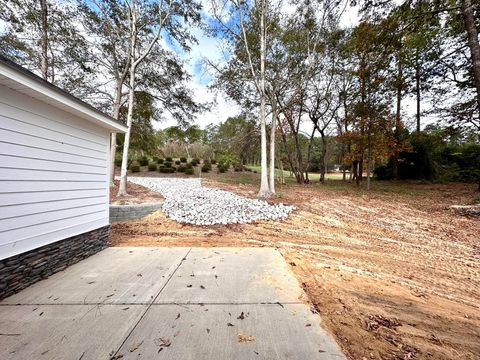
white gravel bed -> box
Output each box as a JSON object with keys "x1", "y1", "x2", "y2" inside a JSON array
[{"x1": 127, "y1": 177, "x2": 295, "y2": 225}]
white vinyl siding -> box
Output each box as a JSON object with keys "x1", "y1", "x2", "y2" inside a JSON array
[{"x1": 0, "y1": 85, "x2": 110, "y2": 260}]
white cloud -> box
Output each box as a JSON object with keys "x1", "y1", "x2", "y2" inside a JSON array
[
  {"x1": 155, "y1": 9, "x2": 242, "y2": 130},
  {"x1": 156, "y1": 80, "x2": 241, "y2": 129}
]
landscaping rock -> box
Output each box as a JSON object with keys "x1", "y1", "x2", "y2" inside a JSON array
[{"x1": 127, "y1": 177, "x2": 295, "y2": 225}]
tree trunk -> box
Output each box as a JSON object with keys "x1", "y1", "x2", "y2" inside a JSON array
[
  {"x1": 293, "y1": 132, "x2": 305, "y2": 183},
  {"x1": 283, "y1": 113, "x2": 303, "y2": 184},
  {"x1": 109, "y1": 79, "x2": 124, "y2": 186},
  {"x1": 461, "y1": 0, "x2": 480, "y2": 121},
  {"x1": 279, "y1": 122, "x2": 297, "y2": 183},
  {"x1": 319, "y1": 130, "x2": 327, "y2": 183},
  {"x1": 39, "y1": 0, "x2": 48, "y2": 80},
  {"x1": 366, "y1": 129, "x2": 372, "y2": 191},
  {"x1": 392, "y1": 56, "x2": 402, "y2": 180},
  {"x1": 358, "y1": 158, "x2": 363, "y2": 184},
  {"x1": 285, "y1": 111, "x2": 305, "y2": 184},
  {"x1": 305, "y1": 127, "x2": 316, "y2": 184},
  {"x1": 257, "y1": 1, "x2": 271, "y2": 198},
  {"x1": 279, "y1": 157, "x2": 285, "y2": 185},
  {"x1": 118, "y1": 64, "x2": 136, "y2": 197},
  {"x1": 392, "y1": 151, "x2": 399, "y2": 180},
  {"x1": 118, "y1": 18, "x2": 138, "y2": 197},
  {"x1": 352, "y1": 160, "x2": 359, "y2": 186},
  {"x1": 269, "y1": 105, "x2": 277, "y2": 194},
  {"x1": 358, "y1": 57, "x2": 366, "y2": 185},
  {"x1": 342, "y1": 94, "x2": 350, "y2": 182},
  {"x1": 415, "y1": 51, "x2": 421, "y2": 132}
]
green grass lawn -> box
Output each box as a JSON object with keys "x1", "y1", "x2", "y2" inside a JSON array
[
  {"x1": 132, "y1": 163, "x2": 478, "y2": 200},
  {"x1": 209, "y1": 166, "x2": 462, "y2": 198},
  {"x1": 245, "y1": 165, "x2": 344, "y2": 181}
]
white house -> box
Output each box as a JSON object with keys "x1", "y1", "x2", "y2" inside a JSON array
[{"x1": 0, "y1": 56, "x2": 126, "y2": 298}]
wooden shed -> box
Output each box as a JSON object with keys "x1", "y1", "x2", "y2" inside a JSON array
[{"x1": 0, "y1": 56, "x2": 126, "y2": 298}]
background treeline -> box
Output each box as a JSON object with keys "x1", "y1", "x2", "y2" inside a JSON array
[
  {"x1": 205, "y1": 0, "x2": 480, "y2": 192},
  {"x1": 1, "y1": 0, "x2": 479, "y2": 194}
]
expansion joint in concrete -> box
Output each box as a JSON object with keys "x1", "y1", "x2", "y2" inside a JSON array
[{"x1": 109, "y1": 247, "x2": 192, "y2": 359}]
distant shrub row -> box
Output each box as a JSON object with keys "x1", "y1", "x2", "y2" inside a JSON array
[
  {"x1": 123, "y1": 157, "x2": 233, "y2": 176},
  {"x1": 118, "y1": 157, "x2": 218, "y2": 168}
]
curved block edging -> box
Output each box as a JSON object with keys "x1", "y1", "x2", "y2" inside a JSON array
[{"x1": 109, "y1": 202, "x2": 163, "y2": 223}]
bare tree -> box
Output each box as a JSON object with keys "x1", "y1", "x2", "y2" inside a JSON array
[
  {"x1": 81, "y1": 0, "x2": 133, "y2": 185},
  {"x1": 210, "y1": 0, "x2": 273, "y2": 197},
  {"x1": 118, "y1": 0, "x2": 173, "y2": 196}
]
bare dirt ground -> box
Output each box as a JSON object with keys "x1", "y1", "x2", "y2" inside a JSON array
[
  {"x1": 109, "y1": 176, "x2": 480, "y2": 360},
  {"x1": 109, "y1": 180, "x2": 163, "y2": 204}
]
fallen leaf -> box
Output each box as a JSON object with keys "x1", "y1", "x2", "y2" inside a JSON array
[
  {"x1": 129, "y1": 340, "x2": 144, "y2": 352},
  {"x1": 238, "y1": 334, "x2": 255, "y2": 343},
  {"x1": 154, "y1": 337, "x2": 171, "y2": 353}
]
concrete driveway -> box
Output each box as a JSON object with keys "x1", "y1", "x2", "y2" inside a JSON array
[{"x1": 0, "y1": 247, "x2": 345, "y2": 359}]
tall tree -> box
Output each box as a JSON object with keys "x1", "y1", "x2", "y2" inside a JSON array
[
  {"x1": 346, "y1": 20, "x2": 392, "y2": 189},
  {"x1": 305, "y1": 29, "x2": 344, "y2": 183},
  {"x1": 460, "y1": 0, "x2": 480, "y2": 129},
  {"x1": 117, "y1": 0, "x2": 201, "y2": 196},
  {"x1": 80, "y1": 0, "x2": 132, "y2": 185},
  {"x1": 209, "y1": 0, "x2": 276, "y2": 197},
  {"x1": 0, "y1": 0, "x2": 90, "y2": 90}
]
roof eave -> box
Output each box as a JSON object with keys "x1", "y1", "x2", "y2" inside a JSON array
[{"x1": 0, "y1": 57, "x2": 127, "y2": 133}]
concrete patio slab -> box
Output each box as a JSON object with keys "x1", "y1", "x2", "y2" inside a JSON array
[
  {"x1": 2, "y1": 247, "x2": 189, "y2": 305},
  {"x1": 155, "y1": 247, "x2": 305, "y2": 304},
  {"x1": 0, "y1": 304, "x2": 145, "y2": 360},
  {"x1": 115, "y1": 304, "x2": 344, "y2": 359},
  {"x1": 0, "y1": 247, "x2": 346, "y2": 360}
]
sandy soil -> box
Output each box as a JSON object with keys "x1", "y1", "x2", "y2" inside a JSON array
[
  {"x1": 109, "y1": 180, "x2": 163, "y2": 204},
  {"x1": 109, "y1": 178, "x2": 480, "y2": 360}
]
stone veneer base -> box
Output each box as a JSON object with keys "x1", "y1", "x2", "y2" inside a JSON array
[{"x1": 0, "y1": 225, "x2": 109, "y2": 300}]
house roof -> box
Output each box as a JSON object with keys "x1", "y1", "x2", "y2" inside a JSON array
[{"x1": 0, "y1": 55, "x2": 127, "y2": 133}]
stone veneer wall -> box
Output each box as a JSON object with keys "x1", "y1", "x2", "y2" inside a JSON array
[
  {"x1": 0, "y1": 225, "x2": 109, "y2": 300},
  {"x1": 109, "y1": 202, "x2": 163, "y2": 223}
]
